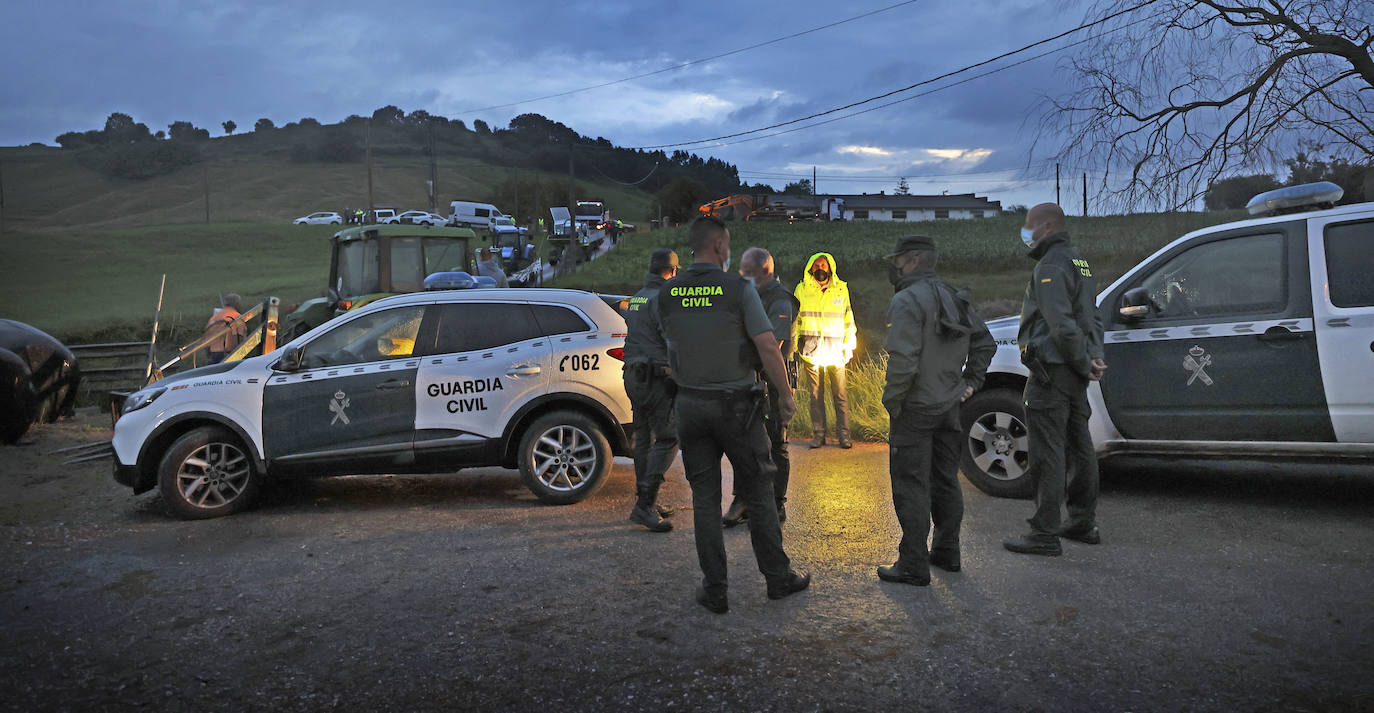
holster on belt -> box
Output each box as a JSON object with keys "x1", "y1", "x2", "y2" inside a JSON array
[
  {"x1": 743, "y1": 381, "x2": 767, "y2": 428},
  {"x1": 1020, "y1": 345, "x2": 1052, "y2": 385}
]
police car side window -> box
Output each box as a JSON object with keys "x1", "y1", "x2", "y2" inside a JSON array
[
  {"x1": 431, "y1": 303, "x2": 543, "y2": 354},
  {"x1": 529, "y1": 304, "x2": 591, "y2": 336},
  {"x1": 1325, "y1": 220, "x2": 1374, "y2": 308},
  {"x1": 300, "y1": 306, "x2": 426, "y2": 368},
  {"x1": 1137, "y1": 233, "x2": 1286, "y2": 320}
]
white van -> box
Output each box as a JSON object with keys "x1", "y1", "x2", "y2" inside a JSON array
[{"x1": 449, "y1": 201, "x2": 507, "y2": 231}]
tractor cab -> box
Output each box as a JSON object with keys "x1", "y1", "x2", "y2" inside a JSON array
[{"x1": 279, "y1": 225, "x2": 477, "y2": 343}]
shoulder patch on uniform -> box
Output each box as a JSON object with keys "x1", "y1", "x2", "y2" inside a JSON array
[{"x1": 1040, "y1": 277, "x2": 1053, "y2": 284}]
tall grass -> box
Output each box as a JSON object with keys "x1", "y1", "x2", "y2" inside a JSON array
[{"x1": 788, "y1": 353, "x2": 891, "y2": 442}]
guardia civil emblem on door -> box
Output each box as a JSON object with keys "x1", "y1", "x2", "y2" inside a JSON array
[
  {"x1": 329, "y1": 390, "x2": 351, "y2": 425},
  {"x1": 1183, "y1": 346, "x2": 1213, "y2": 386}
]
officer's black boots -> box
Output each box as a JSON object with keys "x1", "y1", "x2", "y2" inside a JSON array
[
  {"x1": 722, "y1": 498, "x2": 748, "y2": 527},
  {"x1": 629, "y1": 486, "x2": 673, "y2": 533},
  {"x1": 695, "y1": 586, "x2": 728, "y2": 614},
  {"x1": 877, "y1": 564, "x2": 930, "y2": 586},
  {"x1": 1002, "y1": 533, "x2": 1062, "y2": 556},
  {"x1": 766, "y1": 570, "x2": 811, "y2": 600}
]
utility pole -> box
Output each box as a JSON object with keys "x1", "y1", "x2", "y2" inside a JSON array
[
  {"x1": 203, "y1": 163, "x2": 210, "y2": 223},
  {"x1": 1082, "y1": 172, "x2": 1088, "y2": 217},
  {"x1": 428, "y1": 120, "x2": 438, "y2": 214},
  {"x1": 366, "y1": 121, "x2": 375, "y2": 216},
  {"x1": 1055, "y1": 163, "x2": 1061, "y2": 205},
  {"x1": 568, "y1": 143, "x2": 575, "y2": 236},
  {"x1": 513, "y1": 163, "x2": 519, "y2": 223},
  {"x1": 812, "y1": 165, "x2": 817, "y2": 198}
]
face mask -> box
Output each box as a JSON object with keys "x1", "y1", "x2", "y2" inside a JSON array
[
  {"x1": 722, "y1": 255, "x2": 731, "y2": 272},
  {"x1": 812, "y1": 269, "x2": 830, "y2": 283},
  {"x1": 888, "y1": 264, "x2": 904, "y2": 289},
  {"x1": 1020, "y1": 227, "x2": 1036, "y2": 248}
]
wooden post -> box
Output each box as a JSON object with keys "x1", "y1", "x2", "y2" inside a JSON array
[
  {"x1": 1055, "y1": 163, "x2": 1061, "y2": 205},
  {"x1": 145, "y1": 274, "x2": 166, "y2": 383},
  {"x1": 1082, "y1": 172, "x2": 1088, "y2": 217}
]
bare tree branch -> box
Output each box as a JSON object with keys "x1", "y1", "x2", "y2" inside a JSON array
[{"x1": 1040, "y1": 0, "x2": 1374, "y2": 210}]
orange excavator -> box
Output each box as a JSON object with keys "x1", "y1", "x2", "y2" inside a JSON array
[{"x1": 698, "y1": 194, "x2": 759, "y2": 221}]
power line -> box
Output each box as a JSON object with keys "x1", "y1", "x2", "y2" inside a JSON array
[
  {"x1": 652, "y1": 8, "x2": 1169, "y2": 152},
  {"x1": 633, "y1": 0, "x2": 1162, "y2": 150},
  {"x1": 452, "y1": 0, "x2": 924, "y2": 116}
]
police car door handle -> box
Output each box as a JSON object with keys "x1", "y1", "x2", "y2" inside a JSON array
[
  {"x1": 375, "y1": 378, "x2": 412, "y2": 390},
  {"x1": 1258, "y1": 326, "x2": 1303, "y2": 343},
  {"x1": 506, "y1": 365, "x2": 541, "y2": 376}
]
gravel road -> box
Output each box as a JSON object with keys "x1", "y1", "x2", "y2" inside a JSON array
[{"x1": 2, "y1": 410, "x2": 1372, "y2": 712}]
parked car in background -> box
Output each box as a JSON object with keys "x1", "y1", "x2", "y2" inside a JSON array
[
  {"x1": 370, "y1": 209, "x2": 397, "y2": 224},
  {"x1": 391, "y1": 210, "x2": 447, "y2": 226},
  {"x1": 294, "y1": 211, "x2": 343, "y2": 225}
]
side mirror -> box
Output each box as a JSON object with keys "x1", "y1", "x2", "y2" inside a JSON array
[
  {"x1": 1118, "y1": 287, "x2": 1153, "y2": 320},
  {"x1": 274, "y1": 345, "x2": 303, "y2": 372}
]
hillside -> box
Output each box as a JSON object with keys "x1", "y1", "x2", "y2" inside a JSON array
[{"x1": 0, "y1": 143, "x2": 653, "y2": 231}]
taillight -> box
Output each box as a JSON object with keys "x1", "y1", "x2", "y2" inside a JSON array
[
  {"x1": 607, "y1": 347, "x2": 625, "y2": 361},
  {"x1": 337, "y1": 300, "x2": 353, "y2": 311}
]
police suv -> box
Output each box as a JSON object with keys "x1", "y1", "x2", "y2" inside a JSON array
[
  {"x1": 113, "y1": 285, "x2": 633, "y2": 518},
  {"x1": 960, "y1": 182, "x2": 1374, "y2": 497}
]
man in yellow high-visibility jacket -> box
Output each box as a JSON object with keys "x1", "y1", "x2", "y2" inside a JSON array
[{"x1": 795, "y1": 252, "x2": 856, "y2": 448}]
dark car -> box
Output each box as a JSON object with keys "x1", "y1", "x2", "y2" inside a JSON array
[{"x1": 0, "y1": 320, "x2": 81, "y2": 443}]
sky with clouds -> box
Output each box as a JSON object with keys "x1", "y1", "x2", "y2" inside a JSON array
[{"x1": 1, "y1": 0, "x2": 1111, "y2": 209}]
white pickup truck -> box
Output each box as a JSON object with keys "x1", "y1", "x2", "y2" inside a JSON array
[{"x1": 960, "y1": 182, "x2": 1374, "y2": 497}]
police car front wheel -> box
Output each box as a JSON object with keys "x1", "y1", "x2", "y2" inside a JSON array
[
  {"x1": 518, "y1": 411, "x2": 612, "y2": 505},
  {"x1": 157, "y1": 426, "x2": 262, "y2": 519},
  {"x1": 959, "y1": 388, "x2": 1034, "y2": 499}
]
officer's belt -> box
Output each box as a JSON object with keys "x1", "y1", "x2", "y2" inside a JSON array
[
  {"x1": 627, "y1": 361, "x2": 670, "y2": 379},
  {"x1": 675, "y1": 384, "x2": 753, "y2": 400}
]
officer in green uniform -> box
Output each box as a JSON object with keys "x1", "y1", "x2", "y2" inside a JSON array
[
  {"x1": 723, "y1": 247, "x2": 799, "y2": 528},
  {"x1": 623, "y1": 249, "x2": 681, "y2": 533},
  {"x1": 880, "y1": 235, "x2": 996, "y2": 584},
  {"x1": 657, "y1": 216, "x2": 810, "y2": 614},
  {"x1": 1004, "y1": 203, "x2": 1108, "y2": 557}
]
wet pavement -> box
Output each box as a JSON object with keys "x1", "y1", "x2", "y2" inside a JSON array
[{"x1": 2, "y1": 412, "x2": 1373, "y2": 712}]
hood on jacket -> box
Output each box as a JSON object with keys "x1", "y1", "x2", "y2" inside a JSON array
[{"x1": 801, "y1": 252, "x2": 843, "y2": 289}]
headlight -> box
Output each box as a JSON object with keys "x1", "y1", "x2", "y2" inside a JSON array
[{"x1": 121, "y1": 387, "x2": 167, "y2": 415}]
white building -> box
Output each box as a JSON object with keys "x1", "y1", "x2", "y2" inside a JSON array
[{"x1": 772, "y1": 193, "x2": 1002, "y2": 221}]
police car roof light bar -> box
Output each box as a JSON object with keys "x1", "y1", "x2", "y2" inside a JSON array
[{"x1": 1246, "y1": 181, "x2": 1344, "y2": 217}]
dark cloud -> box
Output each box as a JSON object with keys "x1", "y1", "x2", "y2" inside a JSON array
[{"x1": 0, "y1": 0, "x2": 1091, "y2": 207}]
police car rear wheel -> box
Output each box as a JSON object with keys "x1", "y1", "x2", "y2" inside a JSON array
[
  {"x1": 157, "y1": 426, "x2": 261, "y2": 519},
  {"x1": 518, "y1": 411, "x2": 611, "y2": 505},
  {"x1": 959, "y1": 388, "x2": 1033, "y2": 499}
]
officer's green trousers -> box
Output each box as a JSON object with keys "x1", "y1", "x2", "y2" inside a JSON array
[
  {"x1": 1025, "y1": 364, "x2": 1099, "y2": 535},
  {"x1": 676, "y1": 391, "x2": 791, "y2": 596}
]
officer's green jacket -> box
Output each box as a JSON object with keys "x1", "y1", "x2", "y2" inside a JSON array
[
  {"x1": 623, "y1": 272, "x2": 669, "y2": 367},
  {"x1": 883, "y1": 269, "x2": 996, "y2": 418},
  {"x1": 1018, "y1": 232, "x2": 1104, "y2": 379},
  {"x1": 756, "y1": 277, "x2": 799, "y2": 350},
  {"x1": 657, "y1": 262, "x2": 773, "y2": 391}
]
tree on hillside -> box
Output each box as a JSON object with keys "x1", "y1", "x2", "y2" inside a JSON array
[
  {"x1": 473, "y1": 119, "x2": 491, "y2": 134},
  {"x1": 656, "y1": 176, "x2": 711, "y2": 224},
  {"x1": 168, "y1": 121, "x2": 210, "y2": 142},
  {"x1": 1043, "y1": 0, "x2": 1374, "y2": 209},
  {"x1": 372, "y1": 105, "x2": 405, "y2": 125},
  {"x1": 782, "y1": 178, "x2": 813, "y2": 196},
  {"x1": 103, "y1": 112, "x2": 154, "y2": 144},
  {"x1": 896, "y1": 177, "x2": 911, "y2": 195},
  {"x1": 222, "y1": 120, "x2": 236, "y2": 135},
  {"x1": 298, "y1": 117, "x2": 321, "y2": 128},
  {"x1": 254, "y1": 117, "x2": 275, "y2": 132},
  {"x1": 1203, "y1": 174, "x2": 1282, "y2": 209},
  {"x1": 1285, "y1": 147, "x2": 1369, "y2": 201}
]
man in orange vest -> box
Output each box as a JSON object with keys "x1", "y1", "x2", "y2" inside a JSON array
[{"x1": 205, "y1": 293, "x2": 247, "y2": 363}]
